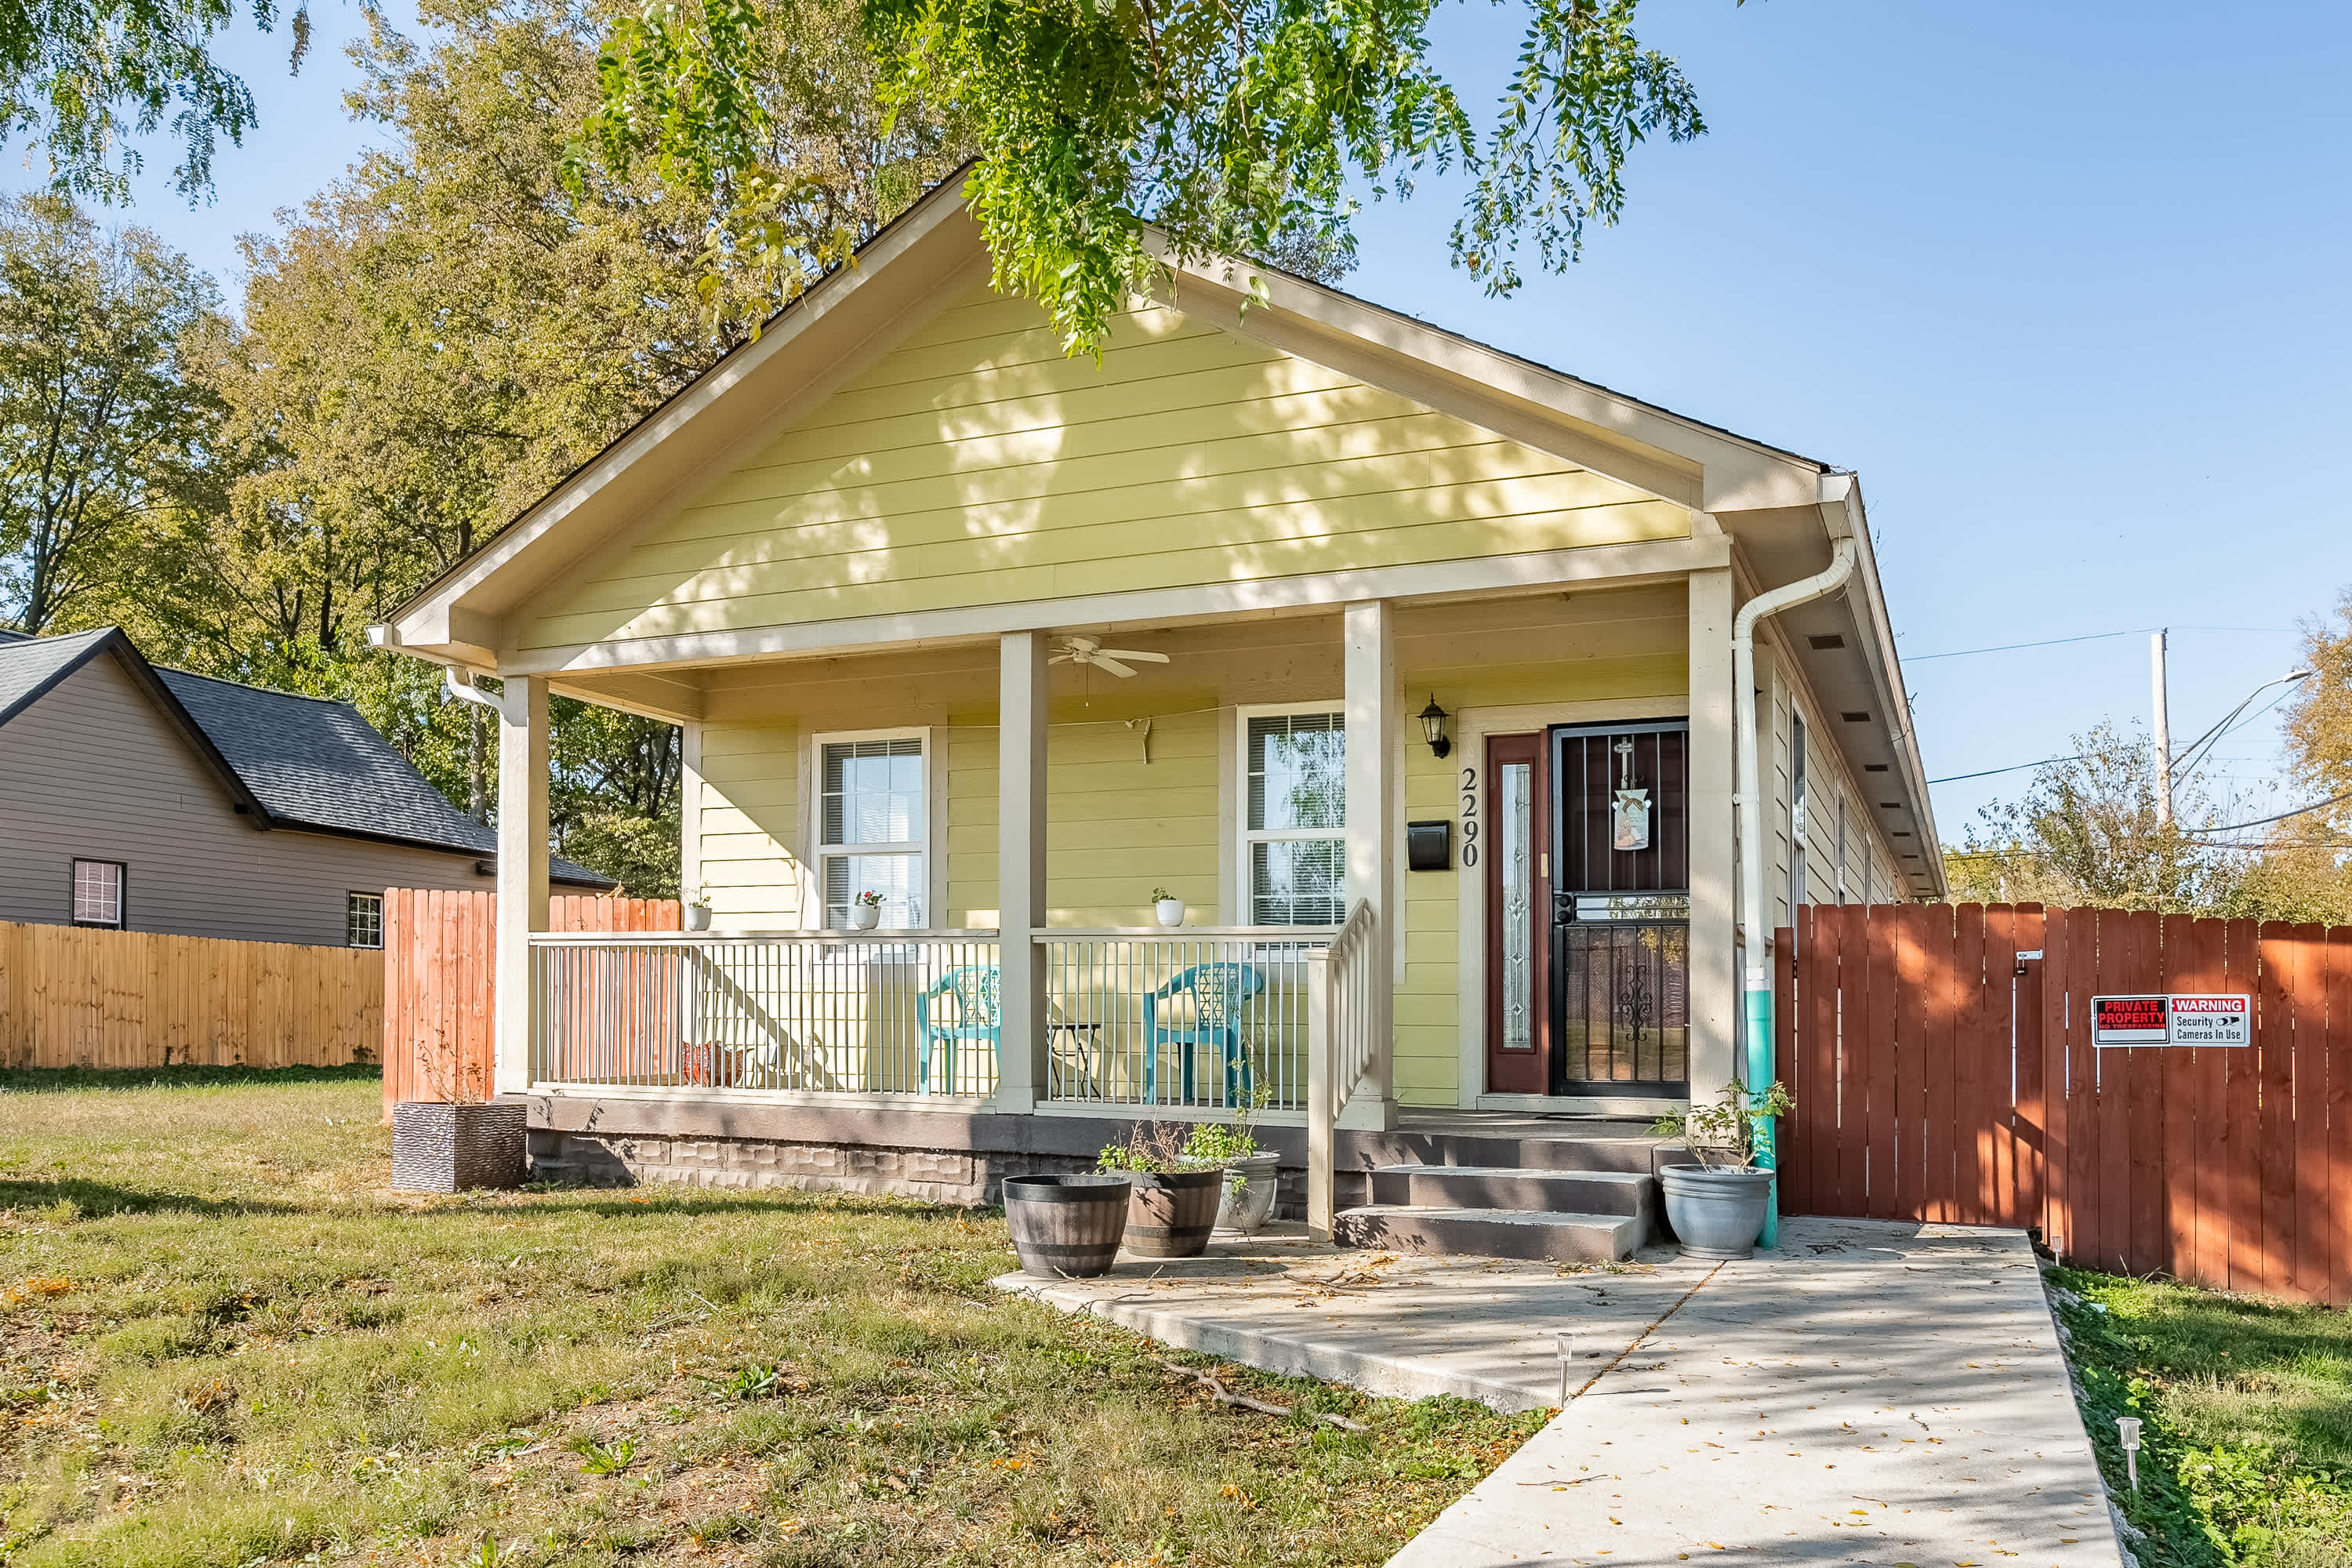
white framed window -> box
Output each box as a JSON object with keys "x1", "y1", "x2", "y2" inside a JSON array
[
  {"x1": 347, "y1": 891, "x2": 384, "y2": 949},
  {"x1": 72, "y1": 859, "x2": 125, "y2": 928},
  {"x1": 815, "y1": 730, "x2": 927, "y2": 929},
  {"x1": 1237, "y1": 705, "x2": 1346, "y2": 927}
]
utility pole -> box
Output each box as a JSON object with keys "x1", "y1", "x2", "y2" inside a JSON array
[{"x1": 2151, "y1": 628, "x2": 2173, "y2": 826}]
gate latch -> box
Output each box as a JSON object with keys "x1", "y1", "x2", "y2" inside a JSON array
[{"x1": 2014, "y1": 948, "x2": 2044, "y2": 977}]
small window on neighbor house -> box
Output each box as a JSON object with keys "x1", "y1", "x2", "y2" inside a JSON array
[
  {"x1": 72, "y1": 859, "x2": 124, "y2": 927},
  {"x1": 347, "y1": 891, "x2": 384, "y2": 949}
]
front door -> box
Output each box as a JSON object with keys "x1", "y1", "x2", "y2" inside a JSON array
[{"x1": 1485, "y1": 720, "x2": 1693, "y2": 1099}]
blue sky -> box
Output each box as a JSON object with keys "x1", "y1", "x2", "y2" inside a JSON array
[{"x1": 14, "y1": 0, "x2": 2350, "y2": 844}]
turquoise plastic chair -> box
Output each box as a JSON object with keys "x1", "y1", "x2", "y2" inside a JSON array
[
  {"x1": 1142, "y1": 963, "x2": 1264, "y2": 1105},
  {"x1": 916, "y1": 965, "x2": 1000, "y2": 1094}
]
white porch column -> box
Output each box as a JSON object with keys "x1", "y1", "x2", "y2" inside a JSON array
[
  {"x1": 493, "y1": 674, "x2": 550, "y2": 1097},
  {"x1": 1686, "y1": 568, "x2": 1739, "y2": 1098},
  {"x1": 1340, "y1": 600, "x2": 1398, "y2": 1131},
  {"x1": 996, "y1": 630, "x2": 1049, "y2": 1112},
  {"x1": 679, "y1": 721, "x2": 704, "y2": 912}
]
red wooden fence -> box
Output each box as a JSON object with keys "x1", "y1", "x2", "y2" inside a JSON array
[
  {"x1": 1776, "y1": 905, "x2": 2352, "y2": 1304},
  {"x1": 381, "y1": 889, "x2": 678, "y2": 1120}
]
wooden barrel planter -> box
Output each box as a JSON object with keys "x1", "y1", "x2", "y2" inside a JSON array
[
  {"x1": 1004, "y1": 1174, "x2": 1131, "y2": 1278},
  {"x1": 1123, "y1": 1170, "x2": 1224, "y2": 1258}
]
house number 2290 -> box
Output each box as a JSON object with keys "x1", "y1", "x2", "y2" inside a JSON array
[{"x1": 1459, "y1": 765, "x2": 1479, "y2": 868}]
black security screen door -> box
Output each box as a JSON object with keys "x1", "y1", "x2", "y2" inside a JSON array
[{"x1": 1548, "y1": 720, "x2": 1691, "y2": 1098}]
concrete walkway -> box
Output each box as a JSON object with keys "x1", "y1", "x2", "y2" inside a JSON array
[{"x1": 996, "y1": 1216, "x2": 2124, "y2": 1568}]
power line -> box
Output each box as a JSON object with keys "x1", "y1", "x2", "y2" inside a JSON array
[
  {"x1": 1929, "y1": 754, "x2": 2085, "y2": 785},
  {"x1": 2181, "y1": 788, "x2": 2352, "y2": 837},
  {"x1": 1905, "y1": 624, "x2": 2298, "y2": 662},
  {"x1": 1907, "y1": 630, "x2": 2148, "y2": 662}
]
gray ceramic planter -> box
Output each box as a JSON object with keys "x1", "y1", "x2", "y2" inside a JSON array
[
  {"x1": 1659, "y1": 1163, "x2": 1773, "y2": 1258},
  {"x1": 1214, "y1": 1153, "x2": 1281, "y2": 1233}
]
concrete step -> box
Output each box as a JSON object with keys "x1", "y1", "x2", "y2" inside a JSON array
[
  {"x1": 1367, "y1": 1163, "x2": 1655, "y2": 1219},
  {"x1": 1345, "y1": 1129, "x2": 1684, "y2": 1177},
  {"x1": 1333, "y1": 1204, "x2": 1643, "y2": 1264}
]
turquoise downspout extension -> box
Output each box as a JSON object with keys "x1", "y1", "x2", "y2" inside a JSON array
[{"x1": 1732, "y1": 528, "x2": 1860, "y2": 1252}]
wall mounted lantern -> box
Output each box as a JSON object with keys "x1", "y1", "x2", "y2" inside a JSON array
[{"x1": 1418, "y1": 695, "x2": 1451, "y2": 758}]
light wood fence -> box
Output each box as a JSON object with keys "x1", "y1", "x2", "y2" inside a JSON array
[
  {"x1": 1777, "y1": 904, "x2": 2352, "y2": 1305},
  {"x1": 0, "y1": 920, "x2": 384, "y2": 1069},
  {"x1": 380, "y1": 889, "x2": 678, "y2": 1118}
]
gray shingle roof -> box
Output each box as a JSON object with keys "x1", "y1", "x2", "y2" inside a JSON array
[
  {"x1": 0, "y1": 630, "x2": 614, "y2": 887},
  {"x1": 0, "y1": 626, "x2": 111, "y2": 723}
]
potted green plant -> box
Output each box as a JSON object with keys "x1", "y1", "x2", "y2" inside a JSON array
[
  {"x1": 1098, "y1": 1123, "x2": 1223, "y2": 1257},
  {"x1": 1151, "y1": 886, "x2": 1185, "y2": 927},
  {"x1": 683, "y1": 884, "x2": 713, "y2": 931},
  {"x1": 1650, "y1": 1080, "x2": 1796, "y2": 1259},
  {"x1": 848, "y1": 889, "x2": 883, "y2": 931},
  {"x1": 1189, "y1": 1086, "x2": 1279, "y2": 1233}
]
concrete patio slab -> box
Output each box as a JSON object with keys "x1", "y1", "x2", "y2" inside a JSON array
[{"x1": 995, "y1": 1216, "x2": 2125, "y2": 1568}]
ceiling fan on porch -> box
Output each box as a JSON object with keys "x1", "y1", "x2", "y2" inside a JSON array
[{"x1": 1048, "y1": 635, "x2": 1169, "y2": 678}]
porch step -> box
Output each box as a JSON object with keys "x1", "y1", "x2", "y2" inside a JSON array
[
  {"x1": 1367, "y1": 1163, "x2": 1655, "y2": 1222},
  {"x1": 1334, "y1": 1205, "x2": 1643, "y2": 1264}
]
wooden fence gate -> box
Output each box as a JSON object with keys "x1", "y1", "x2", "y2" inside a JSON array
[
  {"x1": 1775, "y1": 904, "x2": 2352, "y2": 1305},
  {"x1": 380, "y1": 889, "x2": 678, "y2": 1119}
]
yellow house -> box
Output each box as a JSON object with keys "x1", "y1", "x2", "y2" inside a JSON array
[{"x1": 373, "y1": 179, "x2": 1940, "y2": 1255}]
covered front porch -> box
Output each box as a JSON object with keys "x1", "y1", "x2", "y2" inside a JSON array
[{"x1": 488, "y1": 583, "x2": 1740, "y2": 1179}]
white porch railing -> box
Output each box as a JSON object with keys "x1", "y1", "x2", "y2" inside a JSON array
[
  {"x1": 530, "y1": 931, "x2": 1002, "y2": 1097},
  {"x1": 1035, "y1": 929, "x2": 1338, "y2": 1112},
  {"x1": 1308, "y1": 900, "x2": 1384, "y2": 1238}
]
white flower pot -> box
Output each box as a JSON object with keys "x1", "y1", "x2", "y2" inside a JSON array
[
  {"x1": 683, "y1": 903, "x2": 712, "y2": 932},
  {"x1": 1155, "y1": 898, "x2": 1185, "y2": 928},
  {"x1": 849, "y1": 904, "x2": 881, "y2": 931}
]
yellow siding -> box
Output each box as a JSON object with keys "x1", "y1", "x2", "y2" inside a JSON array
[
  {"x1": 946, "y1": 709, "x2": 1223, "y2": 928},
  {"x1": 518, "y1": 285, "x2": 1688, "y2": 652},
  {"x1": 697, "y1": 723, "x2": 803, "y2": 927}
]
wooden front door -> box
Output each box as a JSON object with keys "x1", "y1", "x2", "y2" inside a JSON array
[
  {"x1": 1483, "y1": 720, "x2": 1693, "y2": 1098},
  {"x1": 1483, "y1": 733, "x2": 1551, "y2": 1094}
]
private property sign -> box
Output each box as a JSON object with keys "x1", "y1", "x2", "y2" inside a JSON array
[{"x1": 2091, "y1": 994, "x2": 2252, "y2": 1048}]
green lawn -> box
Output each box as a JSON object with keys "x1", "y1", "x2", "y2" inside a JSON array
[
  {"x1": 0, "y1": 1070, "x2": 1541, "y2": 1566},
  {"x1": 2049, "y1": 1265, "x2": 2352, "y2": 1568}
]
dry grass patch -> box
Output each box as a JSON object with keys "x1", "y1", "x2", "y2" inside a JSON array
[{"x1": 0, "y1": 1072, "x2": 1541, "y2": 1566}]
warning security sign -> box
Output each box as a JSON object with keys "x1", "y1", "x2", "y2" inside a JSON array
[{"x1": 2091, "y1": 993, "x2": 2251, "y2": 1048}]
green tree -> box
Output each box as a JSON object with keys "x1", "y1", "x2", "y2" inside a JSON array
[
  {"x1": 585, "y1": 0, "x2": 1708, "y2": 352},
  {"x1": 0, "y1": 193, "x2": 229, "y2": 633},
  {"x1": 1942, "y1": 720, "x2": 2245, "y2": 913},
  {"x1": 0, "y1": 0, "x2": 307, "y2": 201}
]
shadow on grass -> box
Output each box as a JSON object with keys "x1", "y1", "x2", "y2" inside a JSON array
[
  {"x1": 0, "y1": 1064, "x2": 382, "y2": 1094},
  {"x1": 0, "y1": 1176, "x2": 300, "y2": 1217}
]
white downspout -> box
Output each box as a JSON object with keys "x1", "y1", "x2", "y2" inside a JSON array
[
  {"x1": 445, "y1": 665, "x2": 499, "y2": 710},
  {"x1": 1733, "y1": 530, "x2": 1858, "y2": 1248}
]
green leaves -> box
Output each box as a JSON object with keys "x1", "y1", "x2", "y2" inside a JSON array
[{"x1": 580, "y1": 0, "x2": 1708, "y2": 355}]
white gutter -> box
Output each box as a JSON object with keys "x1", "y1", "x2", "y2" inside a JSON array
[
  {"x1": 1733, "y1": 528, "x2": 1858, "y2": 1247},
  {"x1": 444, "y1": 666, "x2": 500, "y2": 710}
]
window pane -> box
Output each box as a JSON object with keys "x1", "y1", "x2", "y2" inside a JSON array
[
  {"x1": 822, "y1": 739, "x2": 922, "y2": 847},
  {"x1": 1250, "y1": 838, "x2": 1345, "y2": 926},
  {"x1": 1247, "y1": 713, "x2": 1344, "y2": 832},
  {"x1": 347, "y1": 893, "x2": 383, "y2": 949},
  {"x1": 824, "y1": 852, "x2": 924, "y2": 929},
  {"x1": 1499, "y1": 761, "x2": 1535, "y2": 1051},
  {"x1": 72, "y1": 861, "x2": 121, "y2": 926}
]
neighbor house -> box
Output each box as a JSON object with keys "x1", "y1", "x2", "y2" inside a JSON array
[
  {"x1": 369, "y1": 180, "x2": 1941, "y2": 1250},
  {"x1": 0, "y1": 627, "x2": 612, "y2": 949}
]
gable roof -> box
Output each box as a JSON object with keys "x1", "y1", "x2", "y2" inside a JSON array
[
  {"x1": 0, "y1": 628, "x2": 613, "y2": 887},
  {"x1": 362, "y1": 176, "x2": 1944, "y2": 897}
]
